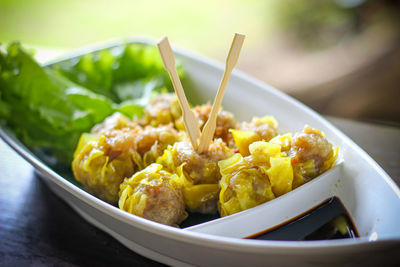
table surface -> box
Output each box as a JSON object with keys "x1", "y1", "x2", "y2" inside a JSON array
[{"x1": 1, "y1": 117, "x2": 399, "y2": 266}]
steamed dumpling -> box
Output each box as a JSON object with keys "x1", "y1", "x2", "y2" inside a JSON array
[
  {"x1": 119, "y1": 163, "x2": 187, "y2": 226},
  {"x1": 157, "y1": 138, "x2": 233, "y2": 214}
]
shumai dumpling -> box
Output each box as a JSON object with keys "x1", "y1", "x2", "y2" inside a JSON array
[
  {"x1": 72, "y1": 113, "x2": 180, "y2": 204},
  {"x1": 190, "y1": 104, "x2": 239, "y2": 147},
  {"x1": 135, "y1": 124, "x2": 181, "y2": 167},
  {"x1": 143, "y1": 93, "x2": 182, "y2": 127},
  {"x1": 91, "y1": 112, "x2": 137, "y2": 134},
  {"x1": 218, "y1": 141, "x2": 292, "y2": 217},
  {"x1": 72, "y1": 129, "x2": 142, "y2": 204},
  {"x1": 157, "y1": 138, "x2": 233, "y2": 214},
  {"x1": 219, "y1": 125, "x2": 339, "y2": 217},
  {"x1": 119, "y1": 163, "x2": 187, "y2": 226},
  {"x1": 286, "y1": 125, "x2": 339, "y2": 187},
  {"x1": 231, "y1": 116, "x2": 279, "y2": 156}
]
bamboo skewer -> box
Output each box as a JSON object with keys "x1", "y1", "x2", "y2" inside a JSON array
[
  {"x1": 198, "y1": 33, "x2": 245, "y2": 153},
  {"x1": 157, "y1": 36, "x2": 201, "y2": 150}
]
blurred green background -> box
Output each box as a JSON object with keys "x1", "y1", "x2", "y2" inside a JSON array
[
  {"x1": 1, "y1": 0, "x2": 400, "y2": 124},
  {"x1": 0, "y1": 0, "x2": 275, "y2": 55}
]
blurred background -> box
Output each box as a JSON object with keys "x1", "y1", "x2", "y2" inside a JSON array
[{"x1": 1, "y1": 0, "x2": 399, "y2": 125}]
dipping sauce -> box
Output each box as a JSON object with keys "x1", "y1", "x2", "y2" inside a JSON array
[{"x1": 246, "y1": 197, "x2": 359, "y2": 241}]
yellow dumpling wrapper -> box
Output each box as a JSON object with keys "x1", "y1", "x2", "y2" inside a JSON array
[
  {"x1": 230, "y1": 129, "x2": 261, "y2": 156},
  {"x1": 218, "y1": 153, "x2": 247, "y2": 176},
  {"x1": 174, "y1": 163, "x2": 220, "y2": 212},
  {"x1": 119, "y1": 163, "x2": 187, "y2": 226},
  {"x1": 269, "y1": 133, "x2": 292, "y2": 151},
  {"x1": 235, "y1": 169, "x2": 275, "y2": 211},
  {"x1": 183, "y1": 184, "x2": 220, "y2": 211},
  {"x1": 156, "y1": 145, "x2": 221, "y2": 213},
  {"x1": 72, "y1": 133, "x2": 142, "y2": 204},
  {"x1": 145, "y1": 93, "x2": 182, "y2": 127},
  {"x1": 292, "y1": 146, "x2": 339, "y2": 188},
  {"x1": 249, "y1": 141, "x2": 282, "y2": 165},
  {"x1": 156, "y1": 145, "x2": 176, "y2": 172},
  {"x1": 322, "y1": 147, "x2": 339, "y2": 172},
  {"x1": 252, "y1": 116, "x2": 278, "y2": 128},
  {"x1": 119, "y1": 164, "x2": 167, "y2": 217},
  {"x1": 73, "y1": 133, "x2": 98, "y2": 158},
  {"x1": 249, "y1": 141, "x2": 281, "y2": 156},
  {"x1": 218, "y1": 152, "x2": 275, "y2": 217},
  {"x1": 266, "y1": 157, "x2": 293, "y2": 197}
]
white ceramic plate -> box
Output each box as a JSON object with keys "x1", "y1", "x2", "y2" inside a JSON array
[{"x1": 1, "y1": 38, "x2": 400, "y2": 266}]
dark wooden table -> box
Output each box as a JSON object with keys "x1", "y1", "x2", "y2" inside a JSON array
[{"x1": 1, "y1": 117, "x2": 399, "y2": 266}]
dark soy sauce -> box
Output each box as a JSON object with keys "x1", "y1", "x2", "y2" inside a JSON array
[{"x1": 246, "y1": 197, "x2": 359, "y2": 241}]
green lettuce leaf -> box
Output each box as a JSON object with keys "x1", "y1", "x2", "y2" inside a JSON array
[
  {"x1": 0, "y1": 42, "x2": 184, "y2": 166},
  {"x1": 53, "y1": 43, "x2": 183, "y2": 103},
  {"x1": 0, "y1": 43, "x2": 115, "y2": 165}
]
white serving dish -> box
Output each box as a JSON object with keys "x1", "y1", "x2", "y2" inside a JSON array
[{"x1": 1, "y1": 38, "x2": 400, "y2": 266}]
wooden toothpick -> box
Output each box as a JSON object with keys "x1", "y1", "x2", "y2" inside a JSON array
[
  {"x1": 198, "y1": 33, "x2": 245, "y2": 153},
  {"x1": 157, "y1": 36, "x2": 201, "y2": 150}
]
